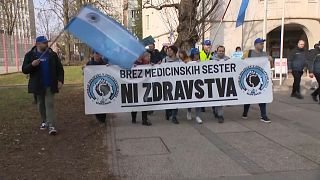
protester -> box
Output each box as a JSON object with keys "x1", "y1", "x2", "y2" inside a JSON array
[
  {"x1": 22, "y1": 36, "x2": 64, "y2": 135},
  {"x1": 212, "y1": 46, "x2": 230, "y2": 123},
  {"x1": 162, "y1": 45, "x2": 181, "y2": 124},
  {"x1": 131, "y1": 52, "x2": 153, "y2": 126},
  {"x1": 288, "y1": 40, "x2": 308, "y2": 99},
  {"x1": 308, "y1": 42, "x2": 320, "y2": 104},
  {"x1": 200, "y1": 39, "x2": 214, "y2": 61},
  {"x1": 159, "y1": 44, "x2": 169, "y2": 60},
  {"x1": 179, "y1": 50, "x2": 190, "y2": 63},
  {"x1": 199, "y1": 40, "x2": 214, "y2": 112},
  {"x1": 242, "y1": 38, "x2": 271, "y2": 123},
  {"x1": 309, "y1": 43, "x2": 319, "y2": 90},
  {"x1": 231, "y1": 46, "x2": 244, "y2": 59},
  {"x1": 147, "y1": 43, "x2": 162, "y2": 64},
  {"x1": 186, "y1": 48, "x2": 203, "y2": 124},
  {"x1": 86, "y1": 51, "x2": 108, "y2": 123}
]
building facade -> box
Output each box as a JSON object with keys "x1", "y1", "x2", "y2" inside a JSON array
[
  {"x1": 0, "y1": 0, "x2": 36, "y2": 73},
  {"x1": 142, "y1": 0, "x2": 320, "y2": 56},
  {"x1": 212, "y1": 0, "x2": 320, "y2": 57},
  {"x1": 142, "y1": 0, "x2": 179, "y2": 49}
]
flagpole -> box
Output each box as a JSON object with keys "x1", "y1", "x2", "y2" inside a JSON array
[
  {"x1": 263, "y1": 0, "x2": 268, "y2": 49},
  {"x1": 212, "y1": 0, "x2": 232, "y2": 42},
  {"x1": 279, "y1": 0, "x2": 285, "y2": 86}
]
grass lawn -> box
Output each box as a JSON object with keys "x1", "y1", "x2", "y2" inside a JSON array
[
  {"x1": 0, "y1": 86, "x2": 112, "y2": 179},
  {"x1": 0, "y1": 66, "x2": 83, "y2": 86}
]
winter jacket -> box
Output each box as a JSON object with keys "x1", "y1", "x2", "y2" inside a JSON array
[
  {"x1": 288, "y1": 47, "x2": 307, "y2": 71},
  {"x1": 22, "y1": 46, "x2": 64, "y2": 95}
]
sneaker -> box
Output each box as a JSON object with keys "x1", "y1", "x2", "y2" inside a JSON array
[
  {"x1": 291, "y1": 93, "x2": 303, "y2": 99},
  {"x1": 48, "y1": 127, "x2": 57, "y2": 135},
  {"x1": 187, "y1": 111, "x2": 192, "y2": 120},
  {"x1": 260, "y1": 117, "x2": 271, "y2": 123},
  {"x1": 242, "y1": 114, "x2": 248, "y2": 120},
  {"x1": 195, "y1": 117, "x2": 203, "y2": 124},
  {"x1": 218, "y1": 116, "x2": 224, "y2": 123},
  {"x1": 40, "y1": 122, "x2": 47, "y2": 130},
  {"x1": 172, "y1": 117, "x2": 179, "y2": 124},
  {"x1": 311, "y1": 94, "x2": 318, "y2": 102},
  {"x1": 296, "y1": 93, "x2": 304, "y2": 99}
]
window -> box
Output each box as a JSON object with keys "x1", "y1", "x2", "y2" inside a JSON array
[
  {"x1": 131, "y1": 10, "x2": 139, "y2": 19},
  {"x1": 146, "y1": 15, "x2": 150, "y2": 30}
]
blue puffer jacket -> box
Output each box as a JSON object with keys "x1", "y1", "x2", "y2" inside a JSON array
[
  {"x1": 288, "y1": 47, "x2": 307, "y2": 71},
  {"x1": 308, "y1": 48, "x2": 320, "y2": 74}
]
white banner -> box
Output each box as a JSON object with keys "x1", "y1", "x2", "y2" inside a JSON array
[{"x1": 84, "y1": 58, "x2": 273, "y2": 114}]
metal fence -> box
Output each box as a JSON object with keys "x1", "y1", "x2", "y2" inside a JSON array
[{"x1": 0, "y1": 34, "x2": 33, "y2": 74}]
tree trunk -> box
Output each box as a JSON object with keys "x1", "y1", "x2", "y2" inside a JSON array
[
  {"x1": 174, "y1": 0, "x2": 199, "y2": 51},
  {"x1": 123, "y1": 0, "x2": 129, "y2": 28},
  {"x1": 63, "y1": 0, "x2": 71, "y2": 65}
]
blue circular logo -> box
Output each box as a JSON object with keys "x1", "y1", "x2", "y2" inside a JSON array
[
  {"x1": 238, "y1": 65, "x2": 269, "y2": 96},
  {"x1": 86, "y1": 12, "x2": 100, "y2": 23},
  {"x1": 87, "y1": 74, "x2": 119, "y2": 105}
]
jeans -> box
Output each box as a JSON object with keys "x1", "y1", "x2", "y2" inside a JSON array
[
  {"x1": 187, "y1": 107, "x2": 201, "y2": 117},
  {"x1": 213, "y1": 106, "x2": 224, "y2": 117},
  {"x1": 37, "y1": 88, "x2": 56, "y2": 127},
  {"x1": 243, "y1": 103, "x2": 267, "y2": 118},
  {"x1": 292, "y1": 71, "x2": 303, "y2": 94},
  {"x1": 311, "y1": 73, "x2": 320, "y2": 98}
]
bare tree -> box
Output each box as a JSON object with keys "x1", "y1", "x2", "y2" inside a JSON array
[
  {"x1": 36, "y1": 8, "x2": 62, "y2": 40},
  {"x1": 0, "y1": 0, "x2": 20, "y2": 36},
  {"x1": 143, "y1": 0, "x2": 222, "y2": 50},
  {"x1": 0, "y1": 0, "x2": 22, "y2": 65}
]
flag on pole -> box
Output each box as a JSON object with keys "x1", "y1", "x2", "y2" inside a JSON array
[
  {"x1": 65, "y1": 5, "x2": 145, "y2": 69},
  {"x1": 236, "y1": 0, "x2": 249, "y2": 27}
]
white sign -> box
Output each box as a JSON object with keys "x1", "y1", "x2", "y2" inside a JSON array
[
  {"x1": 274, "y1": 58, "x2": 288, "y2": 74},
  {"x1": 84, "y1": 58, "x2": 273, "y2": 114},
  {"x1": 231, "y1": 52, "x2": 244, "y2": 59}
]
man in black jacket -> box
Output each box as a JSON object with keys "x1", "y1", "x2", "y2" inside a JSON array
[
  {"x1": 288, "y1": 40, "x2": 308, "y2": 99},
  {"x1": 22, "y1": 36, "x2": 64, "y2": 135},
  {"x1": 147, "y1": 43, "x2": 162, "y2": 64},
  {"x1": 308, "y1": 42, "x2": 320, "y2": 103}
]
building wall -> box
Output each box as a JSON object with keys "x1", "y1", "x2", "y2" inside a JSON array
[
  {"x1": 142, "y1": 0, "x2": 179, "y2": 49},
  {"x1": 212, "y1": 0, "x2": 320, "y2": 56}
]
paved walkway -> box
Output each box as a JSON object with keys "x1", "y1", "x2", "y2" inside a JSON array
[{"x1": 105, "y1": 86, "x2": 320, "y2": 179}]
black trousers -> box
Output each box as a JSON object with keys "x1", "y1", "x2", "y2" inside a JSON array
[
  {"x1": 95, "y1": 114, "x2": 106, "y2": 123},
  {"x1": 131, "y1": 111, "x2": 148, "y2": 122},
  {"x1": 292, "y1": 71, "x2": 303, "y2": 94},
  {"x1": 311, "y1": 73, "x2": 320, "y2": 97}
]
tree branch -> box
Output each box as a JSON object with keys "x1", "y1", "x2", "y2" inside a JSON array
[
  {"x1": 143, "y1": 3, "x2": 179, "y2": 10},
  {"x1": 196, "y1": 0, "x2": 219, "y2": 26},
  {"x1": 196, "y1": 0, "x2": 201, "y2": 7}
]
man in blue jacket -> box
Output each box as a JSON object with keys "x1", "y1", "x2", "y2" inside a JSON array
[
  {"x1": 288, "y1": 40, "x2": 308, "y2": 99},
  {"x1": 22, "y1": 36, "x2": 64, "y2": 135}
]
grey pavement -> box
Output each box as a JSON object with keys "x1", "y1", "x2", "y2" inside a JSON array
[{"x1": 106, "y1": 82, "x2": 320, "y2": 179}]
